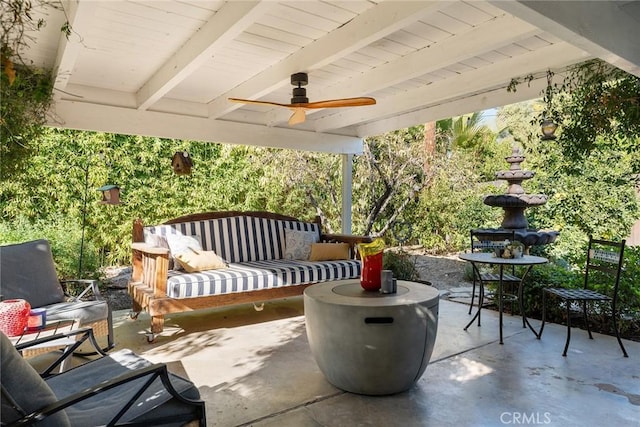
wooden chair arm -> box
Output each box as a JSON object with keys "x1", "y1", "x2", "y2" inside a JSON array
[
  {"x1": 131, "y1": 243, "x2": 169, "y2": 297},
  {"x1": 131, "y1": 242, "x2": 170, "y2": 255}
]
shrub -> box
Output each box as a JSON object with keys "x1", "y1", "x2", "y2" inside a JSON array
[
  {"x1": 542, "y1": 225, "x2": 589, "y2": 268},
  {"x1": 383, "y1": 249, "x2": 420, "y2": 281}
]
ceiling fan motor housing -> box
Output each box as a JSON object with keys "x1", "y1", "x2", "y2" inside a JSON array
[
  {"x1": 292, "y1": 88, "x2": 308, "y2": 104},
  {"x1": 291, "y1": 72, "x2": 309, "y2": 104},
  {"x1": 291, "y1": 72, "x2": 308, "y2": 86}
]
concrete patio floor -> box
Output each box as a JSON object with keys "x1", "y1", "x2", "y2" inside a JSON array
[{"x1": 99, "y1": 293, "x2": 640, "y2": 427}]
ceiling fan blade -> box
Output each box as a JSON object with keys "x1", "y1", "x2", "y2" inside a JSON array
[
  {"x1": 228, "y1": 98, "x2": 290, "y2": 108},
  {"x1": 302, "y1": 97, "x2": 376, "y2": 109},
  {"x1": 288, "y1": 108, "x2": 306, "y2": 126}
]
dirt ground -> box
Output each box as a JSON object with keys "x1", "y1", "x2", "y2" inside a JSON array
[
  {"x1": 410, "y1": 251, "x2": 471, "y2": 291},
  {"x1": 102, "y1": 267, "x2": 133, "y2": 312},
  {"x1": 102, "y1": 251, "x2": 471, "y2": 312}
]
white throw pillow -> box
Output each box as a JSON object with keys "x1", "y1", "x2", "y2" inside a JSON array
[
  {"x1": 144, "y1": 233, "x2": 174, "y2": 270},
  {"x1": 165, "y1": 234, "x2": 203, "y2": 271},
  {"x1": 284, "y1": 229, "x2": 319, "y2": 260}
]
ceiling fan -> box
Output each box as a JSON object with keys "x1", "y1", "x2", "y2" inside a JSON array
[{"x1": 228, "y1": 72, "x2": 376, "y2": 126}]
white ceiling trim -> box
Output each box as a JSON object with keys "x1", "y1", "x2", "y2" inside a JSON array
[
  {"x1": 313, "y1": 42, "x2": 590, "y2": 132},
  {"x1": 135, "y1": 1, "x2": 273, "y2": 111},
  {"x1": 492, "y1": 0, "x2": 640, "y2": 77},
  {"x1": 206, "y1": 0, "x2": 447, "y2": 119},
  {"x1": 50, "y1": 100, "x2": 363, "y2": 154}
]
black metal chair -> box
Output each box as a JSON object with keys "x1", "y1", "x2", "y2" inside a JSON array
[
  {"x1": 1, "y1": 329, "x2": 207, "y2": 426},
  {"x1": 538, "y1": 237, "x2": 628, "y2": 357},
  {"x1": 468, "y1": 229, "x2": 521, "y2": 315}
]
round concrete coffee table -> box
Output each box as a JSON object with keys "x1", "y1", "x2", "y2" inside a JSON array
[{"x1": 304, "y1": 280, "x2": 439, "y2": 395}]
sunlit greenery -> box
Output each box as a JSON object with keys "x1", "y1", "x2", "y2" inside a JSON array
[{"x1": 1, "y1": 0, "x2": 66, "y2": 175}]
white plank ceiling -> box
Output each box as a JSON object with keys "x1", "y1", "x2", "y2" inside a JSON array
[{"x1": 23, "y1": 0, "x2": 640, "y2": 154}]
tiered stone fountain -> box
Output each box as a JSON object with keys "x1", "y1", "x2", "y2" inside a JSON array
[{"x1": 475, "y1": 147, "x2": 559, "y2": 250}]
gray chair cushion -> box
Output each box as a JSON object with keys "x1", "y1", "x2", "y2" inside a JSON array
[
  {"x1": 44, "y1": 300, "x2": 110, "y2": 326},
  {"x1": 0, "y1": 240, "x2": 66, "y2": 307},
  {"x1": 0, "y1": 332, "x2": 72, "y2": 426},
  {"x1": 45, "y1": 349, "x2": 202, "y2": 425}
]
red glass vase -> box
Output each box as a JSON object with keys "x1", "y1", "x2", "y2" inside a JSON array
[
  {"x1": 360, "y1": 251, "x2": 383, "y2": 291},
  {"x1": 0, "y1": 299, "x2": 31, "y2": 337}
]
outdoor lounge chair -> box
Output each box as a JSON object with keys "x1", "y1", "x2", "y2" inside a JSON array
[
  {"x1": 0, "y1": 239, "x2": 114, "y2": 352},
  {"x1": 0, "y1": 329, "x2": 206, "y2": 426}
]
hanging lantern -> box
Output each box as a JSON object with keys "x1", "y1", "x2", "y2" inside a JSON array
[
  {"x1": 97, "y1": 184, "x2": 121, "y2": 205},
  {"x1": 540, "y1": 118, "x2": 558, "y2": 140},
  {"x1": 172, "y1": 151, "x2": 193, "y2": 175}
]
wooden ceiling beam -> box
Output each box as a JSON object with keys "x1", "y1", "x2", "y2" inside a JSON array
[{"x1": 135, "y1": 1, "x2": 273, "y2": 111}]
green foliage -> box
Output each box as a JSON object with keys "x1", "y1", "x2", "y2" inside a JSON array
[
  {"x1": 436, "y1": 112, "x2": 507, "y2": 181},
  {"x1": 0, "y1": 60, "x2": 54, "y2": 175},
  {"x1": 382, "y1": 249, "x2": 420, "y2": 281},
  {"x1": 260, "y1": 149, "x2": 344, "y2": 232},
  {"x1": 354, "y1": 127, "x2": 427, "y2": 237},
  {"x1": 412, "y1": 150, "x2": 501, "y2": 253},
  {"x1": 540, "y1": 225, "x2": 588, "y2": 268},
  {"x1": 260, "y1": 126, "x2": 432, "y2": 240},
  {"x1": 0, "y1": 214, "x2": 100, "y2": 279},
  {"x1": 619, "y1": 245, "x2": 640, "y2": 325},
  {"x1": 1, "y1": 0, "x2": 65, "y2": 175},
  {"x1": 508, "y1": 60, "x2": 640, "y2": 174},
  {"x1": 525, "y1": 134, "x2": 639, "y2": 249},
  {"x1": 557, "y1": 60, "x2": 640, "y2": 163},
  {"x1": 586, "y1": 244, "x2": 640, "y2": 334},
  {"x1": 520, "y1": 260, "x2": 578, "y2": 317},
  {"x1": 0, "y1": 129, "x2": 284, "y2": 266},
  {"x1": 438, "y1": 112, "x2": 491, "y2": 150}
]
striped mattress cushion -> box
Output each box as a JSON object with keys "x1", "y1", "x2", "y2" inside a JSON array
[
  {"x1": 144, "y1": 216, "x2": 320, "y2": 263},
  {"x1": 165, "y1": 259, "x2": 361, "y2": 299}
]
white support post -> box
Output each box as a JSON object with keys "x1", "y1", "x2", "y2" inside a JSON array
[{"x1": 341, "y1": 154, "x2": 353, "y2": 235}]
